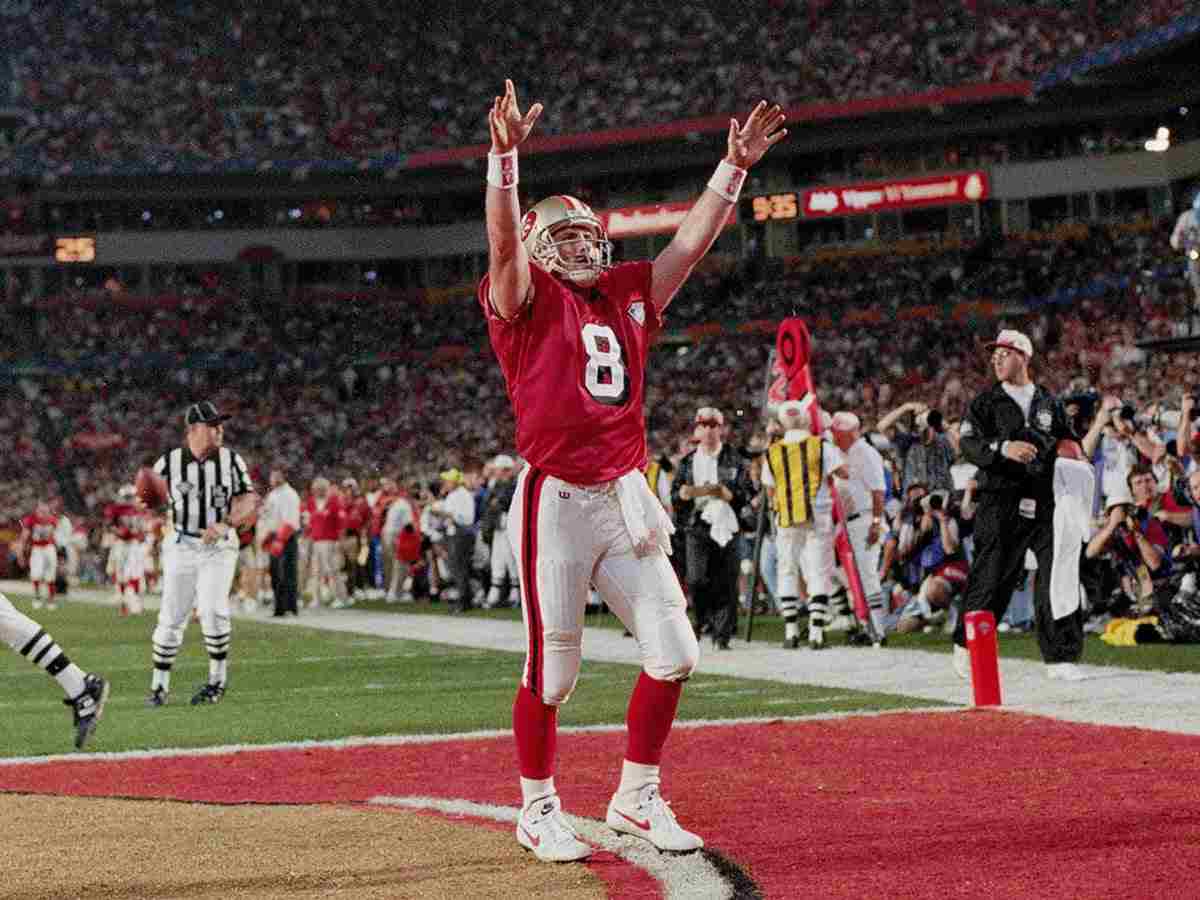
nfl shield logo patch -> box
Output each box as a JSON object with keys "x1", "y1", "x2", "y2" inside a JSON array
[{"x1": 627, "y1": 301, "x2": 645, "y2": 326}]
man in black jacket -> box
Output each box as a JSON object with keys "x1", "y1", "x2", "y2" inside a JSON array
[
  {"x1": 672, "y1": 407, "x2": 753, "y2": 649},
  {"x1": 953, "y1": 329, "x2": 1083, "y2": 680}
]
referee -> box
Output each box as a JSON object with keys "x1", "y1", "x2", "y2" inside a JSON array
[
  {"x1": 145, "y1": 401, "x2": 259, "y2": 707},
  {"x1": 952, "y1": 330, "x2": 1083, "y2": 679}
]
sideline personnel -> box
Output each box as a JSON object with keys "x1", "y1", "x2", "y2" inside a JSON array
[{"x1": 952, "y1": 330, "x2": 1083, "y2": 680}]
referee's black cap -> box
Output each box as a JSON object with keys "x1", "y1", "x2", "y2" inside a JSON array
[{"x1": 185, "y1": 400, "x2": 232, "y2": 427}]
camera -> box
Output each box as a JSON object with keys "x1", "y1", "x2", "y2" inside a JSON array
[
  {"x1": 920, "y1": 492, "x2": 946, "y2": 513},
  {"x1": 916, "y1": 409, "x2": 944, "y2": 433}
]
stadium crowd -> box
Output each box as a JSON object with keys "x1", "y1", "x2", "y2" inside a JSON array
[
  {"x1": 0, "y1": 0, "x2": 1189, "y2": 175},
  {"x1": 3, "y1": 206, "x2": 1199, "y2": 642}
]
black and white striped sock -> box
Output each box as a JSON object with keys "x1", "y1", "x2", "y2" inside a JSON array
[
  {"x1": 807, "y1": 596, "x2": 828, "y2": 628},
  {"x1": 779, "y1": 596, "x2": 800, "y2": 638},
  {"x1": 152, "y1": 639, "x2": 179, "y2": 692},
  {"x1": 20, "y1": 628, "x2": 86, "y2": 697},
  {"x1": 205, "y1": 631, "x2": 230, "y2": 686}
]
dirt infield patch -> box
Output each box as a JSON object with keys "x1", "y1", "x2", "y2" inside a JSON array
[
  {"x1": 8, "y1": 712, "x2": 1200, "y2": 898},
  {"x1": 0, "y1": 794, "x2": 605, "y2": 900}
]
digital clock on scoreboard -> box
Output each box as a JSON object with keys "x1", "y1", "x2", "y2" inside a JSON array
[
  {"x1": 54, "y1": 236, "x2": 96, "y2": 263},
  {"x1": 748, "y1": 192, "x2": 800, "y2": 222}
]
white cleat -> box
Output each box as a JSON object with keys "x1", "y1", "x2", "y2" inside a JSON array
[
  {"x1": 1046, "y1": 662, "x2": 1088, "y2": 681},
  {"x1": 606, "y1": 784, "x2": 703, "y2": 853},
  {"x1": 516, "y1": 795, "x2": 592, "y2": 863},
  {"x1": 953, "y1": 644, "x2": 970, "y2": 680}
]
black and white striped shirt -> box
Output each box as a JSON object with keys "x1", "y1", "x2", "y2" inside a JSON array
[{"x1": 153, "y1": 445, "x2": 254, "y2": 536}]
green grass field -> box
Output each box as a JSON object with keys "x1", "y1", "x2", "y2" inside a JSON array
[
  {"x1": 1, "y1": 593, "x2": 936, "y2": 758},
  {"x1": 6, "y1": 588, "x2": 1194, "y2": 759}
]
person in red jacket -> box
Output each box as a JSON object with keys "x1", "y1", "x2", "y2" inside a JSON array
[
  {"x1": 302, "y1": 477, "x2": 344, "y2": 609},
  {"x1": 339, "y1": 477, "x2": 371, "y2": 602}
]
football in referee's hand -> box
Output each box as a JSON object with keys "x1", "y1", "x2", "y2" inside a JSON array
[{"x1": 135, "y1": 467, "x2": 169, "y2": 507}]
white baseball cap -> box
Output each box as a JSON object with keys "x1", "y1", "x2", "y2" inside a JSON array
[
  {"x1": 491, "y1": 454, "x2": 515, "y2": 469},
  {"x1": 1104, "y1": 484, "x2": 1134, "y2": 511},
  {"x1": 777, "y1": 400, "x2": 806, "y2": 425},
  {"x1": 779, "y1": 396, "x2": 832, "y2": 432},
  {"x1": 831, "y1": 411, "x2": 861, "y2": 432},
  {"x1": 987, "y1": 329, "x2": 1033, "y2": 359}
]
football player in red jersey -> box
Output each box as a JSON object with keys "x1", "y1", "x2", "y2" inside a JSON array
[
  {"x1": 479, "y1": 79, "x2": 785, "y2": 862},
  {"x1": 20, "y1": 501, "x2": 60, "y2": 610},
  {"x1": 103, "y1": 485, "x2": 143, "y2": 614}
]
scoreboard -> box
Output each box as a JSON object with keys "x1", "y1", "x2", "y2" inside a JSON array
[{"x1": 746, "y1": 171, "x2": 989, "y2": 221}]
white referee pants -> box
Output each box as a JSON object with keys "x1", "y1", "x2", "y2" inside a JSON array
[
  {"x1": 776, "y1": 514, "x2": 835, "y2": 598},
  {"x1": 152, "y1": 535, "x2": 237, "y2": 678},
  {"x1": 845, "y1": 515, "x2": 883, "y2": 600}
]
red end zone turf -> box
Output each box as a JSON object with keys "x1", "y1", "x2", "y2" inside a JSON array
[{"x1": 5, "y1": 711, "x2": 1200, "y2": 899}]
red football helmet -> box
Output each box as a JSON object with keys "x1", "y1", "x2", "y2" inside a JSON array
[{"x1": 521, "y1": 195, "x2": 612, "y2": 286}]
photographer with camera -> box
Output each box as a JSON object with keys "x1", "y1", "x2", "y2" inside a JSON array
[
  {"x1": 877, "y1": 401, "x2": 955, "y2": 496},
  {"x1": 1086, "y1": 471, "x2": 1170, "y2": 606},
  {"x1": 894, "y1": 489, "x2": 968, "y2": 635},
  {"x1": 952, "y1": 330, "x2": 1084, "y2": 680},
  {"x1": 1082, "y1": 394, "x2": 1166, "y2": 509}
]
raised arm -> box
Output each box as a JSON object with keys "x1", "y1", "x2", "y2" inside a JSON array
[
  {"x1": 876, "y1": 401, "x2": 924, "y2": 436},
  {"x1": 1082, "y1": 395, "x2": 1118, "y2": 458},
  {"x1": 485, "y1": 79, "x2": 543, "y2": 319},
  {"x1": 1179, "y1": 393, "x2": 1195, "y2": 467},
  {"x1": 651, "y1": 102, "x2": 786, "y2": 313}
]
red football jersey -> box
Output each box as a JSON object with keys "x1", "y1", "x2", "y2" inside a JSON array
[
  {"x1": 21, "y1": 513, "x2": 58, "y2": 546},
  {"x1": 478, "y1": 260, "x2": 661, "y2": 485},
  {"x1": 304, "y1": 494, "x2": 343, "y2": 541},
  {"x1": 103, "y1": 502, "x2": 145, "y2": 542}
]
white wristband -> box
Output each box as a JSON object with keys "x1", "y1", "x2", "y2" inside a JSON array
[
  {"x1": 487, "y1": 150, "x2": 518, "y2": 190},
  {"x1": 707, "y1": 159, "x2": 746, "y2": 203}
]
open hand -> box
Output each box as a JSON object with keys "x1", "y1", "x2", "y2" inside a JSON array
[
  {"x1": 488, "y1": 79, "x2": 543, "y2": 154},
  {"x1": 725, "y1": 101, "x2": 787, "y2": 169}
]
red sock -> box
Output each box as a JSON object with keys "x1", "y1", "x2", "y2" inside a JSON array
[
  {"x1": 625, "y1": 671, "x2": 683, "y2": 765},
  {"x1": 513, "y1": 685, "x2": 557, "y2": 779}
]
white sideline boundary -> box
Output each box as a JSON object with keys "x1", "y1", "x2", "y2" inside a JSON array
[
  {"x1": 0, "y1": 706, "x2": 955, "y2": 767},
  {"x1": 6, "y1": 579, "x2": 1200, "y2": 739}
]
